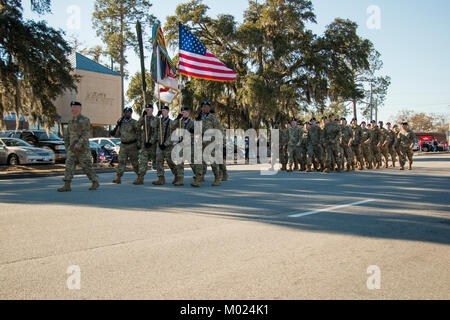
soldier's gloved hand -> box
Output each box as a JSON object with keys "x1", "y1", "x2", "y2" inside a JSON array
[
  {"x1": 176, "y1": 114, "x2": 182, "y2": 120},
  {"x1": 117, "y1": 118, "x2": 123, "y2": 126},
  {"x1": 159, "y1": 144, "x2": 166, "y2": 150},
  {"x1": 196, "y1": 113, "x2": 202, "y2": 121},
  {"x1": 142, "y1": 110, "x2": 147, "y2": 116},
  {"x1": 156, "y1": 110, "x2": 162, "y2": 117}
]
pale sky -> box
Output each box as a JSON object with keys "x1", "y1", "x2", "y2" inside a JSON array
[{"x1": 23, "y1": 0, "x2": 450, "y2": 123}]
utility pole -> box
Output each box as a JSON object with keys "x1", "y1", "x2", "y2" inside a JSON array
[{"x1": 369, "y1": 82, "x2": 373, "y2": 121}]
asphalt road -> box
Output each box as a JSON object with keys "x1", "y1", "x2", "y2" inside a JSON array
[{"x1": 0, "y1": 153, "x2": 449, "y2": 299}]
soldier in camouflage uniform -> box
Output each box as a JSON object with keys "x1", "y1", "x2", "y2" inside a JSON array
[
  {"x1": 339, "y1": 117, "x2": 355, "y2": 171},
  {"x1": 370, "y1": 120, "x2": 382, "y2": 169},
  {"x1": 360, "y1": 121, "x2": 374, "y2": 169},
  {"x1": 58, "y1": 101, "x2": 99, "y2": 192},
  {"x1": 133, "y1": 104, "x2": 157, "y2": 185},
  {"x1": 298, "y1": 121, "x2": 308, "y2": 171},
  {"x1": 322, "y1": 114, "x2": 342, "y2": 173},
  {"x1": 386, "y1": 122, "x2": 398, "y2": 168},
  {"x1": 275, "y1": 121, "x2": 288, "y2": 171},
  {"x1": 307, "y1": 117, "x2": 324, "y2": 172},
  {"x1": 191, "y1": 101, "x2": 223, "y2": 187},
  {"x1": 172, "y1": 106, "x2": 196, "y2": 186},
  {"x1": 378, "y1": 121, "x2": 391, "y2": 168},
  {"x1": 392, "y1": 124, "x2": 402, "y2": 167},
  {"x1": 287, "y1": 118, "x2": 302, "y2": 172},
  {"x1": 110, "y1": 107, "x2": 141, "y2": 184},
  {"x1": 398, "y1": 122, "x2": 415, "y2": 170},
  {"x1": 350, "y1": 118, "x2": 364, "y2": 170},
  {"x1": 152, "y1": 105, "x2": 178, "y2": 185}
]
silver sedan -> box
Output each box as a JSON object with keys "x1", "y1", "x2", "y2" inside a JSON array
[{"x1": 0, "y1": 138, "x2": 55, "y2": 165}]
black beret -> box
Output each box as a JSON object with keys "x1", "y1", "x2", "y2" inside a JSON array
[
  {"x1": 371, "y1": 120, "x2": 376, "y2": 123},
  {"x1": 378, "y1": 120, "x2": 384, "y2": 124},
  {"x1": 351, "y1": 118, "x2": 357, "y2": 121},
  {"x1": 201, "y1": 101, "x2": 211, "y2": 107},
  {"x1": 402, "y1": 121, "x2": 408, "y2": 125},
  {"x1": 123, "y1": 107, "x2": 133, "y2": 113},
  {"x1": 393, "y1": 124, "x2": 399, "y2": 128},
  {"x1": 361, "y1": 121, "x2": 366, "y2": 125},
  {"x1": 70, "y1": 101, "x2": 82, "y2": 106},
  {"x1": 322, "y1": 116, "x2": 327, "y2": 120},
  {"x1": 181, "y1": 106, "x2": 190, "y2": 112},
  {"x1": 161, "y1": 105, "x2": 169, "y2": 111},
  {"x1": 310, "y1": 117, "x2": 317, "y2": 122},
  {"x1": 386, "y1": 122, "x2": 391, "y2": 125},
  {"x1": 145, "y1": 104, "x2": 153, "y2": 109},
  {"x1": 329, "y1": 114, "x2": 334, "y2": 117},
  {"x1": 291, "y1": 118, "x2": 297, "y2": 122},
  {"x1": 305, "y1": 122, "x2": 311, "y2": 125},
  {"x1": 340, "y1": 117, "x2": 346, "y2": 121},
  {"x1": 275, "y1": 120, "x2": 280, "y2": 125}
]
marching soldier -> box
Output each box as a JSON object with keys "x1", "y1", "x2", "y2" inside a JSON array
[
  {"x1": 307, "y1": 117, "x2": 324, "y2": 172},
  {"x1": 58, "y1": 101, "x2": 99, "y2": 192},
  {"x1": 275, "y1": 121, "x2": 289, "y2": 171},
  {"x1": 299, "y1": 121, "x2": 308, "y2": 171},
  {"x1": 385, "y1": 122, "x2": 397, "y2": 168},
  {"x1": 134, "y1": 104, "x2": 157, "y2": 185},
  {"x1": 393, "y1": 124, "x2": 403, "y2": 167},
  {"x1": 152, "y1": 105, "x2": 178, "y2": 185},
  {"x1": 370, "y1": 120, "x2": 382, "y2": 169},
  {"x1": 110, "y1": 107, "x2": 141, "y2": 184},
  {"x1": 322, "y1": 114, "x2": 342, "y2": 173},
  {"x1": 350, "y1": 118, "x2": 364, "y2": 170},
  {"x1": 287, "y1": 118, "x2": 302, "y2": 172},
  {"x1": 340, "y1": 117, "x2": 355, "y2": 171},
  {"x1": 378, "y1": 121, "x2": 390, "y2": 168},
  {"x1": 360, "y1": 121, "x2": 374, "y2": 169},
  {"x1": 191, "y1": 101, "x2": 222, "y2": 187},
  {"x1": 173, "y1": 106, "x2": 196, "y2": 186},
  {"x1": 398, "y1": 122, "x2": 415, "y2": 170}
]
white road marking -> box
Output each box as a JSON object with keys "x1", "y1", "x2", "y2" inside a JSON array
[{"x1": 288, "y1": 199, "x2": 376, "y2": 218}]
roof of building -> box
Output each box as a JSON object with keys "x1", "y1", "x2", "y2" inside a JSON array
[{"x1": 69, "y1": 52, "x2": 121, "y2": 77}]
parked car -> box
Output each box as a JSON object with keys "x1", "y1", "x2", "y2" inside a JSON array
[
  {"x1": 0, "y1": 137, "x2": 55, "y2": 165},
  {"x1": 89, "y1": 138, "x2": 121, "y2": 155},
  {"x1": 6, "y1": 130, "x2": 66, "y2": 162}
]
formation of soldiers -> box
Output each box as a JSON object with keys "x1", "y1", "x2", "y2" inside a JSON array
[
  {"x1": 58, "y1": 102, "x2": 415, "y2": 192},
  {"x1": 277, "y1": 114, "x2": 416, "y2": 174}
]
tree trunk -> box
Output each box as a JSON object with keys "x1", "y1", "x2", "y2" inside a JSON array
[
  {"x1": 352, "y1": 98, "x2": 357, "y2": 120},
  {"x1": 120, "y1": 9, "x2": 125, "y2": 109}
]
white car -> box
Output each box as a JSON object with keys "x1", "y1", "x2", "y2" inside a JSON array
[
  {"x1": 0, "y1": 138, "x2": 55, "y2": 165},
  {"x1": 89, "y1": 138, "x2": 121, "y2": 154}
]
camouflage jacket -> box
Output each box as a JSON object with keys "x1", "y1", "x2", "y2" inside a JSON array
[
  {"x1": 201, "y1": 113, "x2": 222, "y2": 146},
  {"x1": 351, "y1": 125, "x2": 363, "y2": 145},
  {"x1": 385, "y1": 129, "x2": 396, "y2": 147},
  {"x1": 301, "y1": 129, "x2": 308, "y2": 147},
  {"x1": 279, "y1": 128, "x2": 289, "y2": 147},
  {"x1": 340, "y1": 125, "x2": 353, "y2": 145},
  {"x1": 379, "y1": 127, "x2": 388, "y2": 146},
  {"x1": 307, "y1": 125, "x2": 322, "y2": 146},
  {"x1": 398, "y1": 129, "x2": 415, "y2": 148},
  {"x1": 65, "y1": 114, "x2": 91, "y2": 152},
  {"x1": 371, "y1": 126, "x2": 381, "y2": 145},
  {"x1": 176, "y1": 117, "x2": 195, "y2": 145},
  {"x1": 323, "y1": 122, "x2": 341, "y2": 145},
  {"x1": 287, "y1": 126, "x2": 302, "y2": 147},
  {"x1": 114, "y1": 118, "x2": 141, "y2": 144},
  {"x1": 361, "y1": 128, "x2": 372, "y2": 146},
  {"x1": 137, "y1": 115, "x2": 157, "y2": 146},
  {"x1": 155, "y1": 117, "x2": 176, "y2": 147}
]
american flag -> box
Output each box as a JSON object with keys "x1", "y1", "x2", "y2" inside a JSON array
[{"x1": 179, "y1": 23, "x2": 237, "y2": 82}]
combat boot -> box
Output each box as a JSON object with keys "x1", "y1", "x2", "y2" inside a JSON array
[
  {"x1": 89, "y1": 180, "x2": 100, "y2": 191},
  {"x1": 323, "y1": 166, "x2": 330, "y2": 174},
  {"x1": 336, "y1": 165, "x2": 342, "y2": 173},
  {"x1": 293, "y1": 163, "x2": 299, "y2": 171},
  {"x1": 408, "y1": 162, "x2": 412, "y2": 170},
  {"x1": 57, "y1": 181, "x2": 71, "y2": 192},
  {"x1": 191, "y1": 176, "x2": 202, "y2": 188},
  {"x1": 346, "y1": 164, "x2": 351, "y2": 172},
  {"x1": 133, "y1": 175, "x2": 145, "y2": 185},
  {"x1": 199, "y1": 175, "x2": 205, "y2": 182},
  {"x1": 174, "y1": 176, "x2": 184, "y2": 186},
  {"x1": 300, "y1": 164, "x2": 306, "y2": 172},
  {"x1": 172, "y1": 176, "x2": 178, "y2": 185},
  {"x1": 281, "y1": 163, "x2": 287, "y2": 171},
  {"x1": 400, "y1": 164, "x2": 405, "y2": 171},
  {"x1": 287, "y1": 165, "x2": 293, "y2": 172},
  {"x1": 384, "y1": 161, "x2": 389, "y2": 168},
  {"x1": 306, "y1": 164, "x2": 312, "y2": 173},
  {"x1": 221, "y1": 172, "x2": 229, "y2": 181},
  {"x1": 375, "y1": 162, "x2": 380, "y2": 169},
  {"x1": 358, "y1": 163, "x2": 364, "y2": 171},
  {"x1": 212, "y1": 175, "x2": 221, "y2": 187},
  {"x1": 368, "y1": 163, "x2": 373, "y2": 170},
  {"x1": 152, "y1": 176, "x2": 165, "y2": 185},
  {"x1": 112, "y1": 173, "x2": 122, "y2": 184},
  {"x1": 392, "y1": 161, "x2": 396, "y2": 168}
]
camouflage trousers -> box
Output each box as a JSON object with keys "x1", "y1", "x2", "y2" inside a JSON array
[
  {"x1": 388, "y1": 144, "x2": 397, "y2": 164},
  {"x1": 117, "y1": 143, "x2": 139, "y2": 176},
  {"x1": 195, "y1": 144, "x2": 220, "y2": 178},
  {"x1": 341, "y1": 144, "x2": 355, "y2": 166},
  {"x1": 399, "y1": 146, "x2": 414, "y2": 166},
  {"x1": 174, "y1": 143, "x2": 198, "y2": 177},
  {"x1": 287, "y1": 145, "x2": 301, "y2": 167},
  {"x1": 156, "y1": 144, "x2": 178, "y2": 178},
  {"x1": 372, "y1": 144, "x2": 382, "y2": 164},
  {"x1": 351, "y1": 144, "x2": 364, "y2": 167},
  {"x1": 361, "y1": 143, "x2": 373, "y2": 165},
  {"x1": 307, "y1": 145, "x2": 324, "y2": 166},
  {"x1": 324, "y1": 143, "x2": 342, "y2": 167},
  {"x1": 299, "y1": 144, "x2": 307, "y2": 166},
  {"x1": 380, "y1": 145, "x2": 390, "y2": 164},
  {"x1": 138, "y1": 144, "x2": 157, "y2": 176},
  {"x1": 64, "y1": 150, "x2": 98, "y2": 182}
]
